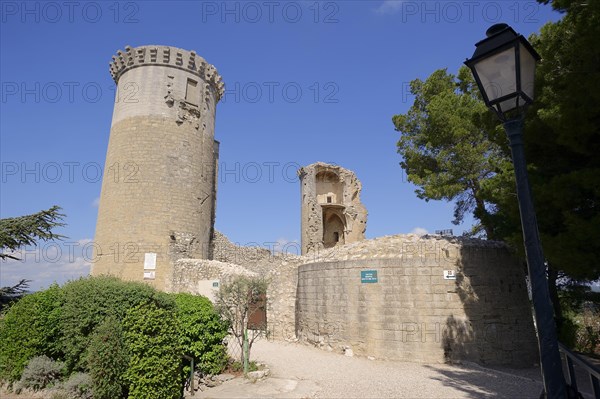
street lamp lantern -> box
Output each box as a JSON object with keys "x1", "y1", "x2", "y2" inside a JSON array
[
  {"x1": 465, "y1": 24, "x2": 567, "y2": 399},
  {"x1": 465, "y1": 23, "x2": 541, "y2": 120}
]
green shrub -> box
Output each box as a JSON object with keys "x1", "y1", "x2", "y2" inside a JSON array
[
  {"x1": 230, "y1": 360, "x2": 258, "y2": 373},
  {"x1": 558, "y1": 314, "x2": 578, "y2": 349},
  {"x1": 63, "y1": 372, "x2": 92, "y2": 399},
  {"x1": 17, "y1": 355, "x2": 63, "y2": 391},
  {"x1": 123, "y1": 301, "x2": 181, "y2": 399},
  {"x1": 0, "y1": 295, "x2": 40, "y2": 383},
  {"x1": 0, "y1": 284, "x2": 64, "y2": 382},
  {"x1": 87, "y1": 316, "x2": 129, "y2": 399},
  {"x1": 173, "y1": 293, "x2": 228, "y2": 375},
  {"x1": 49, "y1": 391, "x2": 70, "y2": 399},
  {"x1": 574, "y1": 306, "x2": 600, "y2": 354},
  {"x1": 60, "y1": 276, "x2": 174, "y2": 372}
]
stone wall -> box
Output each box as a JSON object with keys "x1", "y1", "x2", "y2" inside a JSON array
[
  {"x1": 170, "y1": 233, "x2": 539, "y2": 367},
  {"x1": 294, "y1": 236, "x2": 539, "y2": 366},
  {"x1": 209, "y1": 230, "x2": 278, "y2": 276},
  {"x1": 207, "y1": 230, "x2": 302, "y2": 338},
  {"x1": 264, "y1": 256, "x2": 304, "y2": 340},
  {"x1": 171, "y1": 258, "x2": 256, "y2": 300}
]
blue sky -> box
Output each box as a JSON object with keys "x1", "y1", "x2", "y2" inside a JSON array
[{"x1": 0, "y1": 1, "x2": 563, "y2": 290}]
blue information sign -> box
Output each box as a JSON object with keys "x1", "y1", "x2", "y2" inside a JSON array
[{"x1": 361, "y1": 270, "x2": 378, "y2": 283}]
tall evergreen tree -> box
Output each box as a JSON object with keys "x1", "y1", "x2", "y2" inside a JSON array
[
  {"x1": 0, "y1": 206, "x2": 65, "y2": 301},
  {"x1": 392, "y1": 0, "x2": 600, "y2": 289}
]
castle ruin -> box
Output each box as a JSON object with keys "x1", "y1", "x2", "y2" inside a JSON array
[
  {"x1": 93, "y1": 45, "x2": 539, "y2": 367},
  {"x1": 298, "y1": 162, "x2": 367, "y2": 254}
]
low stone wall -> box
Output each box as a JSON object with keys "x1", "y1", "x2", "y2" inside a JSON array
[
  {"x1": 295, "y1": 246, "x2": 539, "y2": 366},
  {"x1": 265, "y1": 256, "x2": 303, "y2": 340},
  {"x1": 210, "y1": 230, "x2": 281, "y2": 276},
  {"x1": 171, "y1": 259, "x2": 256, "y2": 300},
  {"x1": 207, "y1": 230, "x2": 303, "y2": 339},
  {"x1": 171, "y1": 233, "x2": 539, "y2": 367}
]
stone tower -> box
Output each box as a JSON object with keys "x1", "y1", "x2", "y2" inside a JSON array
[
  {"x1": 298, "y1": 162, "x2": 367, "y2": 254},
  {"x1": 93, "y1": 45, "x2": 224, "y2": 290}
]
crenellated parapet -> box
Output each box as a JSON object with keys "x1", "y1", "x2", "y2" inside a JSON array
[{"x1": 109, "y1": 45, "x2": 225, "y2": 101}]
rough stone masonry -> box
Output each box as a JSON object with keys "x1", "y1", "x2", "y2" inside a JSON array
[
  {"x1": 93, "y1": 45, "x2": 539, "y2": 367},
  {"x1": 93, "y1": 45, "x2": 223, "y2": 290},
  {"x1": 298, "y1": 162, "x2": 368, "y2": 255}
]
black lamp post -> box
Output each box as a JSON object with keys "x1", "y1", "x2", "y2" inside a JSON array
[{"x1": 465, "y1": 24, "x2": 566, "y2": 398}]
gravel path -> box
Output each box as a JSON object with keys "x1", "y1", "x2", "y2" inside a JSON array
[{"x1": 199, "y1": 339, "x2": 544, "y2": 398}]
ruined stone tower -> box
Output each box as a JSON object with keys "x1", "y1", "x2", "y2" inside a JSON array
[
  {"x1": 93, "y1": 45, "x2": 224, "y2": 290},
  {"x1": 298, "y1": 162, "x2": 367, "y2": 254}
]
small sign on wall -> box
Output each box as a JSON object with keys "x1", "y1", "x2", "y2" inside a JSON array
[
  {"x1": 143, "y1": 253, "x2": 156, "y2": 280},
  {"x1": 197, "y1": 280, "x2": 220, "y2": 302},
  {"x1": 143, "y1": 271, "x2": 156, "y2": 280},
  {"x1": 361, "y1": 270, "x2": 378, "y2": 283},
  {"x1": 444, "y1": 270, "x2": 456, "y2": 280},
  {"x1": 144, "y1": 253, "x2": 157, "y2": 270}
]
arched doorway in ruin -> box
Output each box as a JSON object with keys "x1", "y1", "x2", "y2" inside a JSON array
[{"x1": 323, "y1": 210, "x2": 345, "y2": 248}]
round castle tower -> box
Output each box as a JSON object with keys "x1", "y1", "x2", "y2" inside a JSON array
[{"x1": 93, "y1": 45, "x2": 224, "y2": 290}]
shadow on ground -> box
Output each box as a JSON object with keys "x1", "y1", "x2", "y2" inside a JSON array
[{"x1": 424, "y1": 363, "x2": 543, "y2": 398}]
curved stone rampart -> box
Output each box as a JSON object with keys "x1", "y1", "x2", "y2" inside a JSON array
[{"x1": 294, "y1": 240, "x2": 539, "y2": 366}]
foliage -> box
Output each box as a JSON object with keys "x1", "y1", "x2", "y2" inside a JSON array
[
  {"x1": 559, "y1": 309, "x2": 600, "y2": 355},
  {"x1": 0, "y1": 278, "x2": 220, "y2": 396},
  {"x1": 559, "y1": 284, "x2": 600, "y2": 312},
  {"x1": 523, "y1": 1, "x2": 600, "y2": 282},
  {"x1": 536, "y1": 0, "x2": 578, "y2": 13},
  {"x1": 60, "y1": 276, "x2": 174, "y2": 373},
  {"x1": 0, "y1": 284, "x2": 64, "y2": 382},
  {"x1": 215, "y1": 276, "x2": 268, "y2": 373},
  {"x1": 390, "y1": 2, "x2": 600, "y2": 351},
  {"x1": 0, "y1": 205, "x2": 65, "y2": 260},
  {"x1": 16, "y1": 355, "x2": 63, "y2": 391},
  {"x1": 49, "y1": 391, "x2": 70, "y2": 399},
  {"x1": 557, "y1": 315, "x2": 578, "y2": 349},
  {"x1": 63, "y1": 372, "x2": 93, "y2": 399},
  {"x1": 0, "y1": 279, "x2": 30, "y2": 309},
  {"x1": 574, "y1": 306, "x2": 600, "y2": 355},
  {"x1": 0, "y1": 205, "x2": 65, "y2": 303},
  {"x1": 392, "y1": 67, "x2": 506, "y2": 238},
  {"x1": 122, "y1": 302, "x2": 182, "y2": 399},
  {"x1": 87, "y1": 316, "x2": 129, "y2": 399},
  {"x1": 559, "y1": 286, "x2": 600, "y2": 354},
  {"x1": 392, "y1": 1, "x2": 600, "y2": 286},
  {"x1": 173, "y1": 293, "x2": 229, "y2": 375},
  {"x1": 230, "y1": 360, "x2": 258, "y2": 373}
]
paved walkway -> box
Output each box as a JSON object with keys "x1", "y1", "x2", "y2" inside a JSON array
[{"x1": 193, "y1": 340, "x2": 546, "y2": 398}]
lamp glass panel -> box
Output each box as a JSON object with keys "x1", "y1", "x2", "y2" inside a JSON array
[
  {"x1": 473, "y1": 47, "x2": 516, "y2": 103},
  {"x1": 519, "y1": 44, "x2": 536, "y2": 101},
  {"x1": 496, "y1": 97, "x2": 519, "y2": 113}
]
